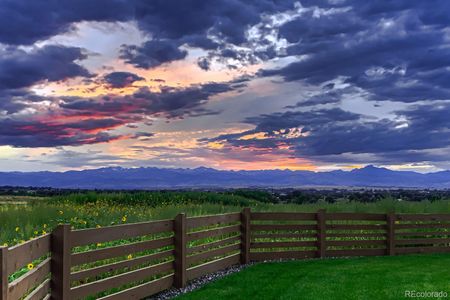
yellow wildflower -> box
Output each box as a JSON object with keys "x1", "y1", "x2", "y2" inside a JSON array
[
  {"x1": 58, "y1": 210, "x2": 64, "y2": 215},
  {"x1": 97, "y1": 243, "x2": 102, "y2": 247},
  {"x1": 15, "y1": 227, "x2": 20, "y2": 232},
  {"x1": 34, "y1": 231, "x2": 38, "y2": 235},
  {"x1": 96, "y1": 224, "x2": 101, "y2": 228},
  {"x1": 122, "y1": 216, "x2": 127, "y2": 222},
  {"x1": 27, "y1": 263, "x2": 34, "y2": 270},
  {"x1": 42, "y1": 230, "x2": 47, "y2": 235},
  {"x1": 127, "y1": 254, "x2": 133, "y2": 260}
]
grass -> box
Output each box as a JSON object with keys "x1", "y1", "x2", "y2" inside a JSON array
[
  {"x1": 177, "y1": 254, "x2": 450, "y2": 300},
  {"x1": 1, "y1": 194, "x2": 449, "y2": 246}
]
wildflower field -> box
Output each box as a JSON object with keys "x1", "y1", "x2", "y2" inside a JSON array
[{"x1": 1, "y1": 191, "x2": 449, "y2": 247}]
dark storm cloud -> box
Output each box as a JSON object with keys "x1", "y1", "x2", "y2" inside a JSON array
[
  {"x1": 0, "y1": 89, "x2": 45, "y2": 114},
  {"x1": 120, "y1": 0, "x2": 296, "y2": 68},
  {"x1": 0, "y1": 118, "x2": 125, "y2": 147},
  {"x1": 261, "y1": 1, "x2": 450, "y2": 103},
  {"x1": 62, "y1": 78, "x2": 248, "y2": 119},
  {"x1": 132, "y1": 132, "x2": 154, "y2": 139},
  {"x1": 103, "y1": 71, "x2": 145, "y2": 88},
  {"x1": 0, "y1": 0, "x2": 132, "y2": 45},
  {"x1": 0, "y1": 45, "x2": 90, "y2": 116},
  {"x1": 0, "y1": 0, "x2": 296, "y2": 68},
  {"x1": 119, "y1": 39, "x2": 188, "y2": 69},
  {"x1": 132, "y1": 0, "x2": 293, "y2": 44},
  {"x1": 0, "y1": 79, "x2": 244, "y2": 148},
  {"x1": 285, "y1": 91, "x2": 343, "y2": 108},
  {"x1": 0, "y1": 45, "x2": 91, "y2": 91},
  {"x1": 206, "y1": 103, "x2": 450, "y2": 164}
]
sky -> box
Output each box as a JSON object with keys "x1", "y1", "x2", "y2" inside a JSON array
[{"x1": 1, "y1": 0, "x2": 450, "y2": 173}]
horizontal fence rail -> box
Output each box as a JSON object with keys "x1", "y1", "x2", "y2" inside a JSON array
[
  {"x1": 1, "y1": 234, "x2": 51, "y2": 300},
  {"x1": 1, "y1": 209, "x2": 449, "y2": 300}
]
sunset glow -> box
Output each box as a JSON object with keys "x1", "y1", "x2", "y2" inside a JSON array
[{"x1": 1, "y1": 1, "x2": 450, "y2": 173}]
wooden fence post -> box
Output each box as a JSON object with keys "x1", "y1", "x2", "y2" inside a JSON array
[
  {"x1": 317, "y1": 209, "x2": 326, "y2": 258},
  {"x1": 386, "y1": 212, "x2": 396, "y2": 256},
  {"x1": 241, "y1": 207, "x2": 251, "y2": 264},
  {"x1": 174, "y1": 213, "x2": 187, "y2": 288},
  {"x1": 1, "y1": 246, "x2": 7, "y2": 300},
  {"x1": 51, "y1": 224, "x2": 71, "y2": 300}
]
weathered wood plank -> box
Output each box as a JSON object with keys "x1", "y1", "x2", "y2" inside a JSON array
[
  {"x1": 250, "y1": 212, "x2": 316, "y2": 221},
  {"x1": 251, "y1": 233, "x2": 317, "y2": 239},
  {"x1": 174, "y1": 213, "x2": 187, "y2": 289},
  {"x1": 387, "y1": 213, "x2": 395, "y2": 255},
  {"x1": 326, "y1": 248, "x2": 386, "y2": 257},
  {"x1": 187, "y1": 243, "x2": 241, "y2": 265},
  {"x1": 396, "y1": 231, "x2": 450, "y2": 237},
  {"x1": 394, "y1": 238, "x2": 450, "y2": 245},
  {"x1": 396, "y1": 223, "x2": 450, "y2": 229},
  {"x1": 71, "y1": 237, "x2": 174, "y2": 266},
  {"x1": 70, "y1": 261, "x2": 173, "y2": 299},
  {"x1": 250, "y1": 250, "x2": 317, "y2": 261},
  {"x1": 326, "y1": 213, "x2": 387, "y2": 221},
  {"x1": 251, "y1": 241, "x2": 317, "y2": 249},
  {"x1": 70, "y1": 249, "x2": 174, "y2": 282},
  {"x1": 23, "y1": 278, "x2": 50, "y2": 300},
  {"x1": 317, "y1": 209, "x2": 326, "y2": 258},
  {"x1": 241, "y1": 208, "x2": 250, "y2": 265},
  {"x1": 251, "y1": 224, "x2": 317, "y2": 231},
  {"x1": 6, "y1": 234, "x2": 51, "y2": 276},
  {"x1": 394, "y1": 246, "x2": 450, "y2": 254},
  {"x1": 51, "y1": 224, "x2": 71, "y2": 300},
  {"x1": 186, "y1": 253, "x2": 240, "y2": 281},
  {"x1": 8, "y1": 258, "x2": 50, "y2": 300},
  {"x1": 97, "y1": 274, "x2": 174, "y2": 300},
  {"x1": 187, "y1": 225, "x2": 240, "y2": 242},
  {"x1": 326, "y1": 224, "x2": 387, "y2": 231},
  {"x1": 1, "y1": 247, "x2": 8, "y2": 300},
  {"x1": 71, "y1": 220, "x2": 174, "y2": 247},
  {"x1": 187, "y1": 213, "x2": 240, "y2": 229},
  {"x1": 326, "y1": 240, "x2": 386, "y2": 247},
  {"x1": 326, "y1": 233, "x2": 386, "y2": 238},
  {"x1": 396, "y1": 214, "x2": 450, "y2": 221},
  {"x1": 188, "y1": 236, "x2": 241, "y2": 254}
]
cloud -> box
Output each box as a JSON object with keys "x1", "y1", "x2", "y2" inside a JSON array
[
  {"x1": 103, "y1": 71, "x2": 145, "y2": 88},
  {"x1": 0, "y1": 45, "x2": 91, "y2": 91},
  {"x1": 0, "y1": 0, "x2": 132, "y2": 45},
  {"x1": 119, "y1": 39, "x2": 188, "y2": 69},
  {"x1": 62, "y1": 78, "x2": 248, "y2": 119},
  {"x1": 260, "y1": 1, "x2": 450, "y2": 103},
  {"x1": 204, "y1": 103, "x2": 450, "y2": 165},
  {"x1": 39, "y1": 149, "x2": 132, "y2": 168},
  {"x1": 0, "y1": 78, "x2": 248, "y2": 147},
  {"x1": 0, "y1": 118, "x2": 125, "y2": 147},
  {"x1": 1, "y1": 0, "x2": 297, "y2": 69},
  {"x1": 285, "y1": 89, "x2": 344, "y2": 108}
]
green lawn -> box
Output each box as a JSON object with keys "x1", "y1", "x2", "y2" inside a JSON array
[{"x1": 177, "y1": 254, "x2": 450, "y2": 300}]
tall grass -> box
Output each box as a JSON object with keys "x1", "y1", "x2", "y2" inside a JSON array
[{"x1": 1, "y1": 192, "x2": 449, "y2": 246}]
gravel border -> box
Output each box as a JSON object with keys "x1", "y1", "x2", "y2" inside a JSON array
[{"x1": 147, "y1": 263, "x2": 254, "y2": 300}]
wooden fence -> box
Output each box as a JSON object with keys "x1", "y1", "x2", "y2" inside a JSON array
[{"x1": 1, "y1": 210, "x2": 449, "y2": 300}]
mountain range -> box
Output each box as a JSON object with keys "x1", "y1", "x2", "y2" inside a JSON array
[{"x1": 1, "y1": 165, "x2": 450, "y2": 189}]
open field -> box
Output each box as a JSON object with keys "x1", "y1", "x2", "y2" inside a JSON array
[
  {"x1": 1, "y1": 191, "x2": 449, "y2": 246},
  {"x1": 177, "y1": 254, "x2": 450, "y2": 300},
  {"x1": 1, "y1": 192, "x2": 449, "y2": 299}
]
